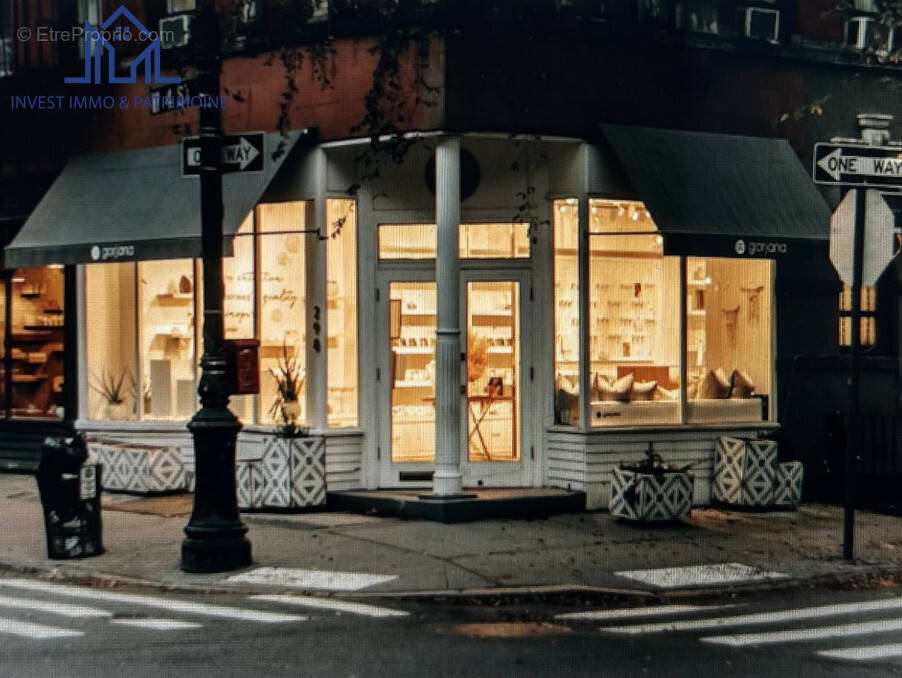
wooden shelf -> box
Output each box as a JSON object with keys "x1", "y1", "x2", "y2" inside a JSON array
[
  {"x1": 393, "y1": 347, "x2": 434, "y2": 355},
  {"x1": 12, "y1": 375, "x2": 45, "y2": 384}
]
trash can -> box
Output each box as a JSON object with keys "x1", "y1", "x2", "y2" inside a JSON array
[{"x1": 35, "y1": 435, "x2": 103, "y2": 559}]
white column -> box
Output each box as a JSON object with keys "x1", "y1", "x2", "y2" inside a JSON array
[
  {"x1": 306, "y1": 148, "x2": 328, "y2": 432},
  {"x1": 432, "y1": 136, "x2": 464, "y2": 496}
]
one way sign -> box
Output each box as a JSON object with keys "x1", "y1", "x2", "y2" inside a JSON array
[
  {"x1": 813, "y1": 142, "x2": 902, "y2": 189},
  {"x1": 182, "y1": 133, "x2": 264, "y2": 176}
]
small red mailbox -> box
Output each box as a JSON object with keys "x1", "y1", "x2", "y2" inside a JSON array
[{"x1": 226, "y1": 339, "x2": 260, "y2": 395}]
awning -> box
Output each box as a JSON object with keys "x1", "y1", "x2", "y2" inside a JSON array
[
  {"x1": 5, "y1": 131, "x2": 305, "y2": 268},
  {"x1": 600, "y1": 125, "x2": 831, "y2": 259}
]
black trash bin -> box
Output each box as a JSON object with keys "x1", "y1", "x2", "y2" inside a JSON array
[{"x1": 35, "y1": 435, "x2": 103, "y2": 559}]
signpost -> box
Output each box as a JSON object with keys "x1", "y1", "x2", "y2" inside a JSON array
[
  {"x1": 814, "y1": 143, "x2": 902, "y2": 189},
  {"x1": 823, "y1": 165, "x2": 898, "y2": 561},
  {"x1": 182, "y1": 133, "x2": 263, "y2": 175}
]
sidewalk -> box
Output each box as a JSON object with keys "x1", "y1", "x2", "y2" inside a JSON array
[{"x1": 2, "y1": 472, "x2": 901, "y2": 599}]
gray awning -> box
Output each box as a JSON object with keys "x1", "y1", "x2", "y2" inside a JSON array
[
  {"x1": 5, "y1": 131, "x2": 304, "y2": 268},
  {"x1": 600, "y1": 125, "x2": 831, "y2": 258}
]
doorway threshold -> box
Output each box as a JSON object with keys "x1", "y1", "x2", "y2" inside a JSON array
[{"x1": 327, "y1": 488, "x2": 585, "y2": 523}]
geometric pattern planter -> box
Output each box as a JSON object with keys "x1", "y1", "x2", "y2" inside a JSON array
[
  {"x1": 773, "y1": 461, "x2": 804, "y2": 508},
  {"x1": 610, "y1": 467, "x2": 693, "y2": 522},
  {"x1": 713, "y1": 436, "x2": 778, "y2": 508},
  {"x1": 237, "y1": 435, "x2": 326, "y2": 510},
  {"x1": 87, "y1": 440, "x2": 188, "y2": 494}
]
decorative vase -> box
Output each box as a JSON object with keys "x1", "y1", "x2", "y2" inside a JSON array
[
  {"x1": 103, "y1": 401, "x2": 130, "y2": 421},
  {"x1": 610, "y1": 467, "x2": 693, "y2": 522}
]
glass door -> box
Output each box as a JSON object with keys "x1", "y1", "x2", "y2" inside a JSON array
[
  {"x1": 461, "y1": 272, "x2": 531, "y2": 487},
  {"x1": 377, "y1": 274, "x2": 437, "y2": 486}
]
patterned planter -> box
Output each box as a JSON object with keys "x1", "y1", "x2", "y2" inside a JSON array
[
  {"x1": 87, "y1": 440, "x2": 187, "y2": 494},
  {"x1": 713, "y1": 436, "x2": 778, "y2": 507},
  {"x1": 610, "y1": 467, "x2": 693, "y2": 522},
  {"x1": 237, "y1": 435, "x2": 326, "y2": 510},
  {"x1": 773, "y1": 461, "x2": 804, "y2": 508}
]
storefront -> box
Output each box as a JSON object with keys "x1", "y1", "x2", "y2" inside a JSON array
[{"x1": 4, "y1": 127, "x2": 832, "y2": 510}]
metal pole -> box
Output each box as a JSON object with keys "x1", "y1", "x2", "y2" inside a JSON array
[
  {"x1": 843, "y1": 187, "x2": 865, "y2": 561},
  {"x1": 181, "y1": 0, "x2": 251, "y2": 573}
]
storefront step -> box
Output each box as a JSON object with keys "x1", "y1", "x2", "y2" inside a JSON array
[{"x1": 328, "y1": 488, "x2": 585, "y2": 523}]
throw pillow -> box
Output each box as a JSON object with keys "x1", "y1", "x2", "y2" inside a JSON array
[
  {"x1": 697, "y1": 368, "x2": 731, "y2": 399},
  {"x1": 730, "y1": 369, "x2": 755, "y2": 398},
  {"x1": 631, "y1": 380, "x2": 657, "y2": 401},
  {"x1": 596, "y1": 373, "x2": 634, "y2": 402}
]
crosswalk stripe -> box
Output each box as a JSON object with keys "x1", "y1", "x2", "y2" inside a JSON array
[
  {"x1": 0, "y1": 594, "x2": 111, "y2": 618},
  {"x1": 818, "y1": 643, "x2": 902, "y2": 661},
  {"x1": 0, "y1": 617, "x2": 83, "y2": 639},
  {"x1": 0, "y1": 579, "x2": 305, "y2": 624},
  {"x1": 250, "y1": 595, "x2": 409, "y2": 618},
  {"x1": 601, "y1": 597, "x2": 902, "y2": 634},
  {"x1": 110, "y1": 619, "x2": 202, "y2": 630},
  {"x1": 702, "y1": 618, "x2": 902, "y2": 647},
  {"x1": 555, "y1": 605, "x2": 731, "y2": 622}
]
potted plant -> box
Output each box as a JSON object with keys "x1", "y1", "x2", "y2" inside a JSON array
[
  {"x1": 238, "y1": 342, "x2": 326, "y2": 510},
  {"x1": 610, "y1": 443, "x2": 694, "y2": 522},
  {"x1": 90, "y1": 369, "x2": 133, "y2": 420},
  {"x1": 268, "y1": 342, "x2": 306, "y2": 436}
]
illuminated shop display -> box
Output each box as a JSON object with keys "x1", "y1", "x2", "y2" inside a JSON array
[
  {"x1": 84, "y1": 199, "x2": 358, "y2": 429},
  {"x1": 553, "y1": 199, "x2": 772, "y2": 427},
  {"x1": 6, "y1": 266, "x2": 65, "y2": 419}
]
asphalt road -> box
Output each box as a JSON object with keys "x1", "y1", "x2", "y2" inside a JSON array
[{"x1": 2, "y1": 576, "x2": 902, "y2": 677}]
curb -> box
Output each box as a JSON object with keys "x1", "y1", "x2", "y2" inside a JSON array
[{"x1": 2, "y1": 558, "x2": 901, "y2": 604}]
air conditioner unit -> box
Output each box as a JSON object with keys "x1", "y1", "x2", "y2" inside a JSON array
[
  {"x1": 740, "y1": 6, "x2": 780, "y2": 42},
  {"x1": 159, "y1": 14, "x2": 191, "y2": 49},
  {"x1": 167, "y1": 0, "x2": 196, "y2": 12},
  {"x1": 845, "y1": 15, "x2": 874, "y2": 49}
]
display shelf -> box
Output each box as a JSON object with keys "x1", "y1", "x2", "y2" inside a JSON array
[
  {"x1": 156, "y1": 293, "x2": 194, "y2": 302},
  {"x1": 393, "y1": 346, "x2": 434, "y2": 354},
  {"x1": 394, "y1": 380, "x2": 432, "y2": 389},
  {"x1": 13, "y1": 331, "x2": 58, "y2": 341},
  {"x1": 22, "y1": 325, "x2": 63, "y2": 332},
  {"x1": 488, "y1": 346, "x2": 513, "y2": 354},
  {"x1": 12, "y1": 374, "x2": 46, "y2": 384},
  {"x1": 401, "y1": 310, "x2": 436, "y2": 316}
]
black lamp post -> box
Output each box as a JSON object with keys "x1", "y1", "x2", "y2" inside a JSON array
[{"x1": 180, "y1": 0, "x2": 252, "y2": 573}]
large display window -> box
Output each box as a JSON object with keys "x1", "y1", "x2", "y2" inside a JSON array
[
  {"x1": 326, "y1": 199, "x2": 358, "y2": 428},
  {"x1": 553, "y1": 198, "x2": 773, "y2": 428},
  {"x1": 84, "y1": 199, "x2": 359, "y2": 430},
  {"x1": 9, "y1": 267, "x2": 64, "y2": 419}
]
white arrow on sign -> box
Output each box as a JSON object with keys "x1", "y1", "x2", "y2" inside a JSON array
[
  {"x1": 829, "y1": 189, "x2": 895, "y2": 286},
  {"x1": 185, "y1": 136, "x2": 260, "y2": 170},
  {"x1": 222, "y1": 136, "x2": 260, "y2": 170},
  {"x1": 818, "y1": 147, "x2": 902, "y2": 181}
]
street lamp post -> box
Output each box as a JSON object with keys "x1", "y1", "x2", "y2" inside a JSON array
[{"x1": 180, "y1": 0, "x2": 252, "y2": 573}]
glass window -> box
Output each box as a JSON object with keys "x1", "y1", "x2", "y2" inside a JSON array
[
  {"x1": 377, "y1": 224, "x2": 530, "y2": 259},
  {"x1": 0, "y1": 277, "x2": 5, "y2": 416},
  {"x1": 258, "y1": 202, "x2": 307, "y2": 427},
  {"x1": 685, "y1": 257, "x2": 772, "y2": 424},
  {"x1": 138, "y1": 259, "x2": 197, "y2": 420},
  {"x1": 327, "y1": 199, "x2": 358, "y2": 428},
  {"x1": 587, "y1": 200, "x2": 680, "y2": 427},
  {"x1": 10, "y1": 266, "x2": 65, "y2": 419},
  {"x1": 553, "y1": 199, "x2": 579, "y2": 426},
  {"x1": 839, "y1": 285, "x2": 877, "y2": 348},
  {"x1": 224, "y1": 213, "x2": 256, "y2": 422},
  {"x1": 85, "y1": 263, "x2": 137, "y2": 421}
]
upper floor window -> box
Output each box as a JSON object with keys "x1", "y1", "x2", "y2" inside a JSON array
[
  {"x1": 0, "y1": 5, "x2": 13, "y2": 77},
  {"x1": 77, "y1": 0, "x2": 103, "y2": 59},
  {"x1": 839, "y1": 285, "x2": 877, "y2": 348}
]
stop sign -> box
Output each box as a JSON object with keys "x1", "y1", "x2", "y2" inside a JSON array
[{"x1": 829, "y1": 189, "x2": 895, "y2": 286}]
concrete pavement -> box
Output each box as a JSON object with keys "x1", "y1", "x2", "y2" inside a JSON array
[{"x1": 2, "y1": 472, "x2": 902, "y2": 598}]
